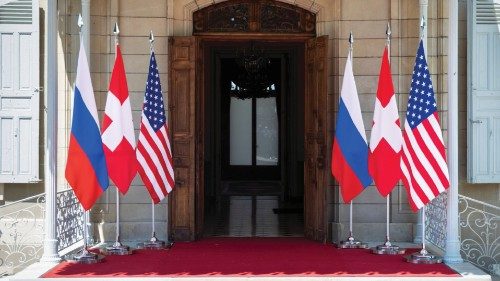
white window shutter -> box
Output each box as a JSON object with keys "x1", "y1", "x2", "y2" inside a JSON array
[
  {"x1": 468, "y1": 0, "x2": 500, "y2": 183},
  {"x1": 0, "y1": 0, "x2": 40, "y2": 183}
]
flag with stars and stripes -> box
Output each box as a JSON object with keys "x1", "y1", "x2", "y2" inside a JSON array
[
  {"x1": 136, "y1": 52, "x2": 175, "y2": 203},
  {"x1": 400, "y1": 40, "x2": 449, "y2": 212}
]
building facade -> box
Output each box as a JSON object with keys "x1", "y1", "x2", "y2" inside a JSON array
[{"x1": 0, "y1": 0, "x2": 498, "y2": 255}]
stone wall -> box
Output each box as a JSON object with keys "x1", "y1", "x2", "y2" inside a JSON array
[
  {"x1": 55, "y1": 0, "x2": 170, "y2": 242},
  {"x1": 328, "y1": 0, "x2": 450, "y2": 241}
]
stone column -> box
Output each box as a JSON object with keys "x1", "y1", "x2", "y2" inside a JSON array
[
  {"x1": 40, "y1": 0, "x2": 61, "y2": 263},
  {"x1": 444, "y1": 0, "x2": 463, "y2": 263}
]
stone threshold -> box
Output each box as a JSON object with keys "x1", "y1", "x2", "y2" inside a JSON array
[{"x1": 9, "y1": 261, "x2": 491, "y2": 281}]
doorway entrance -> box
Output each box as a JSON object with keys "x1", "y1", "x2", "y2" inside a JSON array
[
  {"x1": 167, "y1": 0, "x2": 329, "y2": 242},
  {"x1": 203, "y1": 42, "x2": 305, "y2": 237}
]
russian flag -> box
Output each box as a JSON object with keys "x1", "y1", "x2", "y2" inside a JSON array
[
  {"x1": 331, "y1": 50, "x2": 372, "y2": 203},
  {"x1": 65, "y1": 40, "x2": 109, "y2": 211}
]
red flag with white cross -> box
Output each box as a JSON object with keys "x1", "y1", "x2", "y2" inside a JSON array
[
  {"x1": 368, "y1": 46, "x2": 403, "y2": 197},
  {"x1": 101, "y1": 44, "x2": 138, "y2": 194}
]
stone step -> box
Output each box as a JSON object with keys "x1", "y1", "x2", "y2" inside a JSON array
[{"x1": 11, "y1": 261, "x2": 492, "y2": 281}]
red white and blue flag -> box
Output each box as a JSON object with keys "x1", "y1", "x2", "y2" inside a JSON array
[
  {"x1": 331, "y1": 50, "x2": 372, "y2": 203},
  {"x1": 65, "y1": 40, "x2": 109, "y2": 210},
  {"x1": 136, "y1": 52, "x2": 175, "y2": 203},
  {"x1": 102, "y1": 44, "x2": 138, "y2": 194},
  {"x1": 400, "y1": 40, "x2": 450, "y2": 211},
  {"x1": 368, "y1": 46, "x2": 402, "y2": 197}
]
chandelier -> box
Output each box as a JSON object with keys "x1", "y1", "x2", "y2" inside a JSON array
[{"x1": 229, "y1": 46, "x2": 277, "y2": 100}]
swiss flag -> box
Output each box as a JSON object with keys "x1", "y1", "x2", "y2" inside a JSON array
[
  {"x1": 101, "y1": 44, "x2": 138, "y2": 194},
  {"x1": 368, "y1": 46, "x2": 402, "y2": 197}
]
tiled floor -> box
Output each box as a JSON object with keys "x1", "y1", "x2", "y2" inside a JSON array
[{"x1": 205, "y1": 195, "x2": 304, "y2": 237}]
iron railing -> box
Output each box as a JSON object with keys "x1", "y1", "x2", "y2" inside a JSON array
[
  {"x1": 425, "y1": 193, "x2": 499, "y2": 276},
  {"x1": 0, "y1": 189, "x2": 84, "y2": 276},
  {"x1": 0, "y1": 193, "x2": 45, "y2": 276},
  {"x1": 425, "y1": 192, "x2": 448, "y2": 252},
  {"x1": 56, "y1": 189, "x2": 85, "y2": 253},
  {"x1": 459, "y1": 194, "x2": 499, "y2": 276}
]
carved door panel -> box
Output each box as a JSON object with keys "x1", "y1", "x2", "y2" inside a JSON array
[
  {"x1": 304, "y1": 36, "x2": 328, "y2": 242},
  {"x1": 169, "y1": 37, "x2": 197, "y2": 241}
]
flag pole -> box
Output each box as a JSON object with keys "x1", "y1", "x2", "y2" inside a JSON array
[
  {"x1": 421, "y1": 204, "x2": 427, "y2": 254},
  {"x1": 349, "y1": 201, "x2": 353, "y2": 239},
  {"x1": 405, "y1": 16, "x2": 442, "y2": 264},
  {"x1": 336, "y1": 33, "x2": 367, "y2": 249},
  {"x1": 137, "y1": 31, "x2": 170, "y2": 250},
  {"x1": 385, "y1": 22, "x2": 392, "y2": 248},
  {"x1": 78, "y1": 13, "x2": 89, "y2": 255},
  {"x1": 149, "y1": 31, "x2": 157, "y2": 242},
  {"x1": 372, "y1": 23, "x2": 405, "y2": 255},
  {"x1": 69, "y1": 15, "x2": 104, "y2": 264},
  {"x1": 414, "y1": 15, "x2": 426, "y2": 246},
  {"x1": 406, "y1": 204, "x2": 442, "y2": 263},
  {"x1": 152, "y1": 199, "x2": 155, "y2": 237},
  {"x1": 338, "y1": 198, "x2": 367, "y2": 248},
  {"x1": 104, "y1": 21, "x2": 132, "y2": 256},
  {"x1": 113, "y1": 22, "x2": 121, "y2": 248}
]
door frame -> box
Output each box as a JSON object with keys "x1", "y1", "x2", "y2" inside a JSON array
[
  {"x1": 168, "y1": 35, "x2": 328, "y2": 242},
  {"x1": 192, "y1": 35, "x2": 326, "y2": 240},
  {"x1": 169, "y1": 0, "x2": 329, "y2": 241}
]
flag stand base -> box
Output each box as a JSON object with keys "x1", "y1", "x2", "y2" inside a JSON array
[
  {"x1": 104, "y1": 242, "x2": 133, "y2": 255},
  {"x1": 67, "y1": 249, "x2": 104, "y2": 264},
  {"x1": 371, "y1": 242, "x2": 406, "y2": 255},
  {"x1": 405, "y1": 249, "x2": 442, "y2": 264},
  {"x1": 137, "y1": 233, "x2": 174, "y2": 250},
  {"x1": 336, "y1": 237, "x2": 368, "y2": 249}
]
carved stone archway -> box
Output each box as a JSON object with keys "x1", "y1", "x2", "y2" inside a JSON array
[
  {"x1": 192, "y1": 0, "x2": 316, "y2": 35},
  {"x1": 173, "y1": 0, "x2": 328, "y2": 36}
]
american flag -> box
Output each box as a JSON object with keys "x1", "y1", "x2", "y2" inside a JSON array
[
  {"x1": 400, "y1": 40, "x2": 449, "y2": 212},
  {"x1": 136, "y1": 52, "x2": 175, "y2": 203}
]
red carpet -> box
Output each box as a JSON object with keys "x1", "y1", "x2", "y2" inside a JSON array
[{"x1": 43, "y1": 238, "x2": 459, "y2": 277}]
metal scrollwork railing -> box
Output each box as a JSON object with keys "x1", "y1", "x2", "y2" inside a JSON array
[
  {"x1": 425, "y1": 192, "x2": 448, "y2": 251},
  {"x1": 0, "y1": 189, "x2": 84, "y2": 276},
  {"x1": 459, "y1": 194, "x2": 499, "y2": 276},
  {"x1": 0, "y1": 193, "x2": 45, "y2": 276},
  {"x1": 56, "y1": 189, "x2": 84, "y2": 252}
]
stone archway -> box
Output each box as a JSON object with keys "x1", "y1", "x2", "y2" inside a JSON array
[
  {"x1": 168, "y1": 0, "x2": 332, "y2": 36},
  {"x1": 192, "y1": 0, "x2": 316, "y2": 35}
]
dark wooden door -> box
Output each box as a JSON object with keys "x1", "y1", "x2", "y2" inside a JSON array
[
  {"x1": 168, "y1": 37, "x2": 197, "y2": 241},
  {"x1": 304, "y1": 36, "x2": 328, "y2": 242}
]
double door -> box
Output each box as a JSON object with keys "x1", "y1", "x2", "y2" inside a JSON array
[{"x1": 168, "y1": 36, "x2": 328, "y2": 242}]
